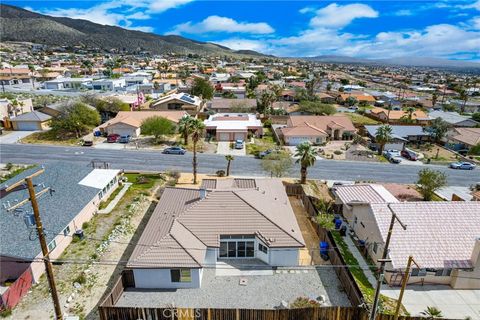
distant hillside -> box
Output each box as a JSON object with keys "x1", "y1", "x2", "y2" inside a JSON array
[
  {"x1": 306, "y1": 55, "x2": 480, "y2": 69},
  {"x1": 0, "y1": 4, "x2": 262, "y2": 56}
]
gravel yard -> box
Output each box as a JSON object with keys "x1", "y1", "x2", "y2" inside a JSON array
[{"x1": 116, "y1": 267, "x2": 351, "y2": 309}]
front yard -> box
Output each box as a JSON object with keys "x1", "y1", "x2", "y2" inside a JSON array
[
  {"x1": 409, "y1": 143, "x2": 459, "y2": 164},
  {"x1": 246, "y1": 127, "x2": 277, "y2": 156},
  {"x1": 9, "y1": 172, "x2": 175, "y2": 320},
  {"x1": 20, "y1": 130, "x2": 82, "y2": 146}
]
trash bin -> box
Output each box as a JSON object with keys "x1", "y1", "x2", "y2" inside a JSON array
[
  {"x1": 334, "y1": 218, "x2": 342, "y2": 230},
  {"x1": 340, "y1": 225, "x2": 347, "y2": 237},
  {"x1": 74, "y1": 229, "x2": 85, "y2": 240}
]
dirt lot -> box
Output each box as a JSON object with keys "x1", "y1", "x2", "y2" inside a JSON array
[
  {"x1": 8, "y1": 173, "x2": 170, "y2": 320},
  {"x1": 410, "y1": 143, "x2": 459, "y2": 164}
]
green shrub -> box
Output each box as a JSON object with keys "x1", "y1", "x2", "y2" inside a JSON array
[
  {"x1": 82, "y1": 222, "x2": 89, "y2": 230},
  {"x1": 74, "y1": 273, "x2": 86, "y2": 285},
  {"x1": 333, "y1": 150, "x2": 343, "y2": 155},
  {"x1": 0, "y1": 308, "x2": 12, "y2": 318},
  {"x1": 216, "y1": 170, "x2": 226, "y2": 177}
]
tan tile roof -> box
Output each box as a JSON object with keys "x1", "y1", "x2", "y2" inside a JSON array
[
  {"x1": 450, "y1": 127, "x2": 480, "y2": 147},
  {"x1": 339, "y1": 93, "x2": 376, "y2": 102},
  {"x1": 99, "y1": 111, "x2": 187, "y2": 129},
  {"x1": 128, "y1": 179, "x2": 305, "y2": 268},
  {"x1": 370, "y1": 107, "x2": 428, "y2": 120},
  {"x1": 286, "y1": 115, "x2": 356, "y2": 135},
  {"x1": 370, "y1": 202, "x2": 480, "y2": 269}
]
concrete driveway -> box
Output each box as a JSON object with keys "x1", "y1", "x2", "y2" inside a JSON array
[
  {"x1": 216, "y1": 141, "x2": 246, "y2": 156},
  {"x1": 93, "y1": 142, "x2": 127, "y2": 150},
  {"x1": 0, "y1": 131, "x2": 37, "y2": 144}
]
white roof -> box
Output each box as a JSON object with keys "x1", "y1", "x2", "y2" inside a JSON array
[
  {"x1": 204, "y1": 113, "x2": 262, "y2": 130},
  {"x1": 334, "y1": 184, "x2": 399, "y2": 204},
  {"x1": 78, "y1": 169, "x2": 120, "y2": 189}
]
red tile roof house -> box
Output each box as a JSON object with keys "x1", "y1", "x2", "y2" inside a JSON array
[
  {"x1": 333, "y1": 184, "x2": 480, "y2": 289},
  {"x1": 204, "y1": 113, "x2": 263, "y2": 141},
  {"x1": 280, "y1": 115, "x2": 356, "y2": 146},
  {"x1": 126, "y1": 178, "x2": 305, "y2": 289}
]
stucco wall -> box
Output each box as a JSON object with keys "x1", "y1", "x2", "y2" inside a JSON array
[
  {"x1": 133, "y1": 268, "x2": 202, "y2": 289},
  {"x1": 269, "y1": 248, "x2": 299, "y2": 266}
]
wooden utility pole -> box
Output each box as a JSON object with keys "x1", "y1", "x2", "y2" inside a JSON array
[
  {"x1": 6, "y1": 170, "x2": 63, "y2": 320},
  {"x1": 394, "y1": 256, "x2": 419, "y2": 320},
  {"x1": 369, "y1": 206, "x2": 407, "y2": 320}
]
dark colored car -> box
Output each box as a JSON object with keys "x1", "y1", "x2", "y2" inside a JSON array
[
  {"x1": 119, "y1": 135, "x2": 131, "y2": 143},
  {"x1": 401, "y1": 150, "x2": 417, "y2": 161},
  {"x1": 163, "y1": 146, "x2": 186, "y2": 155},
  {"x1": 107, "y1": 134, "x2": 120, "y2": 143},
  {"x1": 258, "y1": 149, "x2": 273, "y2": 159},
  {"x1": 82, "y1": 140, "x2": 93, "y2": 147}
]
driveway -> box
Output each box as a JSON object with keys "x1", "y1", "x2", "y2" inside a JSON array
[
  {"x1": 216, "y1": 141, "x2": 246, "y2": 156},
  {"x1": 93, "y1": 142, "x2": 128, "y2": 150},
  {"x1": 0, "y1": 131, "x2": 37, "y2": 144}
]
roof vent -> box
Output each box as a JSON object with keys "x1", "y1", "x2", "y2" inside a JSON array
[{"x1": 199, "y1": 188, "x2": 207, "y2": 200}]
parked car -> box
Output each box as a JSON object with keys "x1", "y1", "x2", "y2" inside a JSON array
[
  {"x1": 82, "y1": 140, "x2": 93, "y2": 147},
  {"x1": 119, "y1": 135, "x2": 131, "y2": 143},
  {"x1": 234, "y1": 139, "x2": 244, "y2": 149},
  {"x1": 163, "y1": 146, "x2": 186, "y2": 155},
  {"x1": 107, "y1": 134, "x2": 120, "y2": 143},
  {"x1": 258, "y1": 149, "x2": 273, "y2": 159},
  {"x1": 449, "y1": 162, "x2": 476, "y2": 170},
  {"x1": 401, "y1": 150, "x2": 417, "y2": 161},
  {"x1": 383, "y1": 149, "x2": 401, "y2": 160},
  {"x1": 389, "y1": 157, "x2": 402, "y2": 164}
]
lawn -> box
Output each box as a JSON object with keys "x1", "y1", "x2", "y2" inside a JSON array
[
  {"x1": 342, "y1": 113, "x2": 381, "y2": 126},
  {"x1": 123, "y1": 173, "x2": 166, "y2": 190},
  {"x1": 20, "y1": 130, "x2": 81, "y2": 146},
  {"x1": 98, "y1": 185, "x2": 124, "y2": 209},
  {"x1": 246, "y1": 128, "x2": 278, "y2": 156}
]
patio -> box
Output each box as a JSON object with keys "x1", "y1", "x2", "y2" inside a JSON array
[{"x1": 116, "y1": 267, "x2": 351, "y2": 309}]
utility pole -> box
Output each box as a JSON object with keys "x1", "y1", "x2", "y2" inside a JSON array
[
  {"x1": 393, "y1": 256, "x2": 419, "y2": 320},
  {"x1": 369, "y1": 205, "x2": 407, "y2": 320},
  {"x1": 6, "y1": 170, "x2": 63, "y2": 320}
]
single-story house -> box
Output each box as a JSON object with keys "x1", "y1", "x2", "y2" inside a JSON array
[
  {"x1": 0, "y1": 98, "x2": 34, "y2": 124},
  {"x1": 365, "y1": 125, "x2": 431, "y2": 150},
  {"x1": 44, "y1": 77, "x2": 93, "y2": 90},
  {"x1": 280, "y1": 115, "x2": 356, "y2": 146},
  {"x1": 10, "y1": 111, "x2": 52, "y2": 131},
  {"x1": 444, "y1": 127, "x2": 480, "y2": 151},
  {"x1": 98, "y1": 110, "x2": 187, "y2": 137},
  {"x1": 369, "y1": 107, "x2": 429, "y2": 125},
  {"x1": 338, "y1": 92, "x2": 376, "y2": 105},
  {"x1": 150, "y1": 93, "x2": 204, "y2": 115},
  {"x1": 126, "y1": 178, "x2": 305, "y2": 289},
  {"x1": 206, "y1": 98, "x2": 257, "y2": 113},
  {"x1": 333, "y1": 184, "x2": 480, "y2": 289},
  {"x1": 0, "y1": 68, "x2": 33, "y2": 86},
  {"x1": 204, "y1": 113, "x2": 263, "y2": 141},
  {"x1": 91, "y1": 78, "x2": 126, "y2": 91},
  {"x1": 316, "y1": 93, "x2": 336, "y2": 104},
  {"x1": 428, "y1": 111, "x2": 479, "y2": 127},
  {"x1": 0, "y1": 163, "x2": 121, "y2": 285}
]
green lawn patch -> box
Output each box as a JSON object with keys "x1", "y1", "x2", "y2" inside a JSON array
[
  {"x1": 124, "y1": 173, "x2": 165, "y2": 191},
  {"x1": 99, "y1": 185, "x2": 124, "y2": 209},
  {"x1": 343, "y1": 113, "x2": 381, "y2": 125},
  {"x1": 246, "y1": 128, "x2": 277, "y2": 156}
]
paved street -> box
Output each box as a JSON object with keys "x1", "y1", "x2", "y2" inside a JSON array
[{"x1": 0, "y1": 144, "x2": 478, "y2": 186}]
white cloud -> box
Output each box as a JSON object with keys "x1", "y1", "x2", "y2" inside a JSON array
[
  {"x1": 394, "y1": 9, "x2": 413, "y2": 17},
  {"x1": 169, "y1": 15, "x2": 274, "y2": 35},
  {"x1": 299, "y1": 6, "x2": 316, "y2": 14},
  {"x1": 457, "y1": 0, "x2": 480, "y2": 11},
  {"x1": 149, "y1": 0, "x2": 194, "y2": 13},
  {"x1": 128, "y1": 26, "x2": 155, "y2": 32},
  {"x1": 213, "y1": 39, "x2": 270, "y2": 53},
  {"x1": 309, "y1": 3, "x2": 379, "y2": 29}
]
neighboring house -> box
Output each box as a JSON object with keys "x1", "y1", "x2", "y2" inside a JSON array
[
  {"x1": 338, "y1": 92, "x2": 376, "y2": 105},
  {"x1": 0, "y1": 163, "x2": 121, "y2": 285},
  {"x1": 98, "y1": 110, "x2": 187, "y2": 137},
  {"x1": 150, "y1": 93, "x2": 203, "y2": 115},
  {"x1": 333, "y1": 184, "x2": 480, "y2": 289},
  {"x1": 369, "y1": 107, "x2": 429, "y2": 125},
  {"x1": 204, "y1": 113, "x2": 263, "y2": 141},
  {"x1": 209, "y1": 73, "x2": 230, "y2": 83},
  {"x1": 365, "y1": 125, "x2": 431, "y2": 151},
  {"x1": 444, "y1": 127, "x2": 480, "y2": 151},
  {"x1": 44, "y1": 77, "x2": 93, "y2": 90},
  {"x1": 316, "y1": 93, "x2": 336, "y2": 104},
  {"x1": 0, "y1": 68, "x2": 32, "y2": 85},
  {"x1": 206, "y1": 98, "x2": 257, "y2": 113},
  {"x1": 280, "y1": 115, "x2": 356, "y2": 146},
  {"x1": 126, "y1": 178, "x2": 305, "y2": 289},
  {"x1": 10, "y1": 111, "x2": 52, "y2": 131},
  {"x1": 214, "y1": 83, "x2": 246, "y2": 99},
  {"x1": 0, "y1": 98, "x2": 34, "y2": 126},
  {"x1": 428, "y1": 110, "x2": 479, "y2": 127},
  {"x1": 91, "y1": 78, "x2": 126, "y2": 91}
]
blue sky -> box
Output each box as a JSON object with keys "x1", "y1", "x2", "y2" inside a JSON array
[{"x1": 4, "y1": 0, "x2": 480, "y2": 60}]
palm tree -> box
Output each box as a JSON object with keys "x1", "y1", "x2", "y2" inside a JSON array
[
  {"x1": 294, "y1": 142, "x2": 317, "y2": 184},
  {"x1": 178, "y1": 115, "x2": 194, "y2": 145},
  {"x1": 225, "y1": 155, "x2": 234, "y2": 176},
  {"x1": 458, "y1": 89, "x2": 468, "y2": 114},
  {"x1": 420, "y1": 306, "x2": 443, "y2": 319},
  {"x1": 375, "y1": 125, "x2": 393, "y2": 155},
  {"x1": 406, "y1": 106, "x2": 416, "y2": 121},
  {"x1": 190, "y1": 118, "x2": 205, "y2": 185},
  {"x1": 386, "y1": 101, "x2": 393, "y2": 124},
  {"x1": 432, "y1": 92, "x2": 438, "y2": 107}
]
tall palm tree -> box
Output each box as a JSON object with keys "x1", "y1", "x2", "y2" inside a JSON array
[
  {"x1": 386, "y1": 101, "x2": 393, "y2": 124},
  {"x1": 375, "y1": 125, "x2": 393, "y2": 155},
  {"x1": 458, "y1": 89, "x2": 468, "y2": 114},
  {"x1": 225, "y1": 155, "x2": 234, "y2": 176},
  {"x1": 420, "y1": 306, "x2": 443, "y2": 319},
  {"x1": 406, "y1": 106, "x2": 416, "y2": 122},
  {"x1": 190, "y1": 118, "x2": 205, "y2": 185},
  {"x1": 178, "y1": 115, "x2": 194, "y2": 145},
  {"x1": 294, "y1": 142, "x2": 317, "y2": 184}
]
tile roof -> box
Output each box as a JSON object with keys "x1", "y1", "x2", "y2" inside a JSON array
[
  {"x1": 208, "y1": 98, "x2": 256, "y2": 110},
  {"x1": 98, "y1": 111, "x2": 187, "y2": 129},
  {"x1": 333, "y1": 184, "x2": 400, "y2": 204},
  {"x1": 370, "y1": 202, "x2": 480, "y2": 269},
  {"x1": 288, "y1": 115, "x2": 356, "y2": 132},
  {"x1": 429, "y1": 111, "x2": 479, "y2": 125},
  {"x1": 449, "y1": 127, "x2": 480, "y2": 146},
  {"x1": 364, "y1": 125, "x2": 430, "y2": 139},
  {"x1": 127, "y1": 179, "x2": 305, "y2": 268},
  {"x1": 370, "y1": 108, "x2": 428, "y2": 120},
  {"x1": 0, "y1": 163, "x2": 108, "y2": 259},
  {"x1": 10, "y1": 111, "x2": 51, "y2": 122}
]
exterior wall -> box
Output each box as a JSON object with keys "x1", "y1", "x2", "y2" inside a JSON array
[
  {"x1": 12, "y1": 121, "x2": 42, "y2": 131},
  {"x1": 204, "y1": 248, "x2": 217, "y2": 267},
  {"x1": 269, "y1": 248, "x2": 299, "y2": 266},
  {"x1": 215, "y1": 131, "x2": 247, "y2": 141},
  {"x1": 284, "y1": 135, "x2": 325, "y2": 146},
  {"x1": 0, "y1": 256, "x2": 30, "y2": 283},
  {"x1": 451, "y1": 240, "x2": 480, "y2": 289},
  {"x1": 133, "y1": 268, "x2": 202, "y2": 289},
  {"x1": 107, "y1": 123, "x2": 140, "y2": 137}
]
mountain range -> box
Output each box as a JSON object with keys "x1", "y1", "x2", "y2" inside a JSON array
[{"x1": 0, "y1": 4, "x2": 258, "y2": 56}]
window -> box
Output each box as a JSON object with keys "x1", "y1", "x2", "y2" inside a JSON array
[
  {"x1": 246, "y1": 242, "x2": 254, "y2": 257},
  {"x1": 414, "y1": 268, "x2": 427, "y2": 277},
  {"x1": 372, "y1": 242, "x2": 378, "y2": 254},
  {"x1": 258, "y1": 243, "x2": 268, "y2": 254},
  {"x1": 219, "y1": 239, "x2": 255, "y2": 258},
  {"x1": 63, "y1": 226, "x2": 70, "y2": 236},
  {"x1": 219, "y1": 242, "x2": 228, "y2": 258},
  {"x1": 237, "y1": 241, "x2": 246, "y2": 257},
  {"x1": 228, "y1": 242, "x2": 236, "y2": 258},
  {"x1": 170, "y1": 269, "x2": 192, "y2": 283},
  {"x1": 47, "y1": 240, "x2": 56, "y2": 252},
  {"x1": 435, "y1": 269, "x2": 452, "y2": 276}
]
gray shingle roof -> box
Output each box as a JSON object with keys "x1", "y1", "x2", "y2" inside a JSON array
[
  {"x1": 0, "y1": 162, "x2": 100, "y2": 259},
  {"x1": 10, "y1": 110, "x2": 51, "y2": 122},
  {"x1": 364, "y1": 125, "x2": 429, "y2": 140},
  {"x1": 428, "y1": 111, "x2": 479, "y2": 126}
]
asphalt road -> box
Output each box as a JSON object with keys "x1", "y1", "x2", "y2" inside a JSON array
[{"x1": 1, "y1": 144, "x2": 479, "y2": 186}]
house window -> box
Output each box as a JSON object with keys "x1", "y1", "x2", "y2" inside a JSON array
[
  {"x1": 258, "y1": 243, "x2": 268, "y2": 254},
  {"x1": 435, "y1": 269, "x2": 452, "y2": 276},
  {"x1": 354, "y1": 216, "x2": 358, "y2": 224},
  {"x1": 219, "y1": 238, "x2": 255, "y2": 258},
  {"x1": 372, "y1": 242, "x2": 378, "y2": 254},
  {"x1": 47, "y1": 240, "x2": 57, "y2": 252},
  {"x1": 63, "y1": 226, "x2": 70, "y2": 236},
  {"x1": 170, "y1": 269, "x2": 192, "y2": 283}
]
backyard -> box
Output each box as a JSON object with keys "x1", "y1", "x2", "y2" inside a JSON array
[{"x1": 8, "y1": 172, "x2": 175, "y2": 320}]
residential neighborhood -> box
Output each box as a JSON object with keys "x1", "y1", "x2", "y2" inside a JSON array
[{"x1": 0, "y1": 1, "x2": 480, "y2": 320}]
